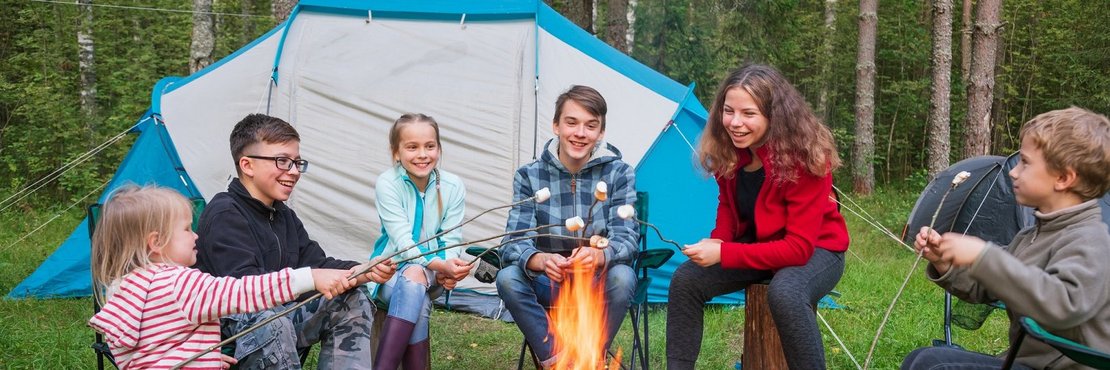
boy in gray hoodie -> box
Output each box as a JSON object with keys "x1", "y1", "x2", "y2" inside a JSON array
[{"x1": 903, "y1": 107, "x2": 1110, "y2": 370}]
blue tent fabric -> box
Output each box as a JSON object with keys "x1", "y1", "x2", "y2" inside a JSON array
[{"x1": 6, "y1": 114, "x2": 201, "y2": 299}]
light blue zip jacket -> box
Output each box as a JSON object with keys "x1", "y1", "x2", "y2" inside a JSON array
[{"x1": 372, "y1": 165, "x2": 467, "y2": 266}]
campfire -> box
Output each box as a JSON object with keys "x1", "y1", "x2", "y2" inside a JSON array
[
  {"x1": 547, "y1": 257, "x2": 622, "y2": 370},
  {"x1": 546, "y1": 181, "x2": 622, "y2": 369}
]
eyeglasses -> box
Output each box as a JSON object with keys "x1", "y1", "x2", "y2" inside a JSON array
[{"x1": 245, "y1": 155, "x2": 310, "y2": 173}]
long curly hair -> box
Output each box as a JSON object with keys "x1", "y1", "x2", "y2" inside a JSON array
[{"x1": 697, "y1": 64, "x2": 840, "y2": 182}]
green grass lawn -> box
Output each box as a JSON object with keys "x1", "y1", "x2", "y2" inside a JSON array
[{"x1": 0, "y1": 187, "x2": 1012, "y2": 369}]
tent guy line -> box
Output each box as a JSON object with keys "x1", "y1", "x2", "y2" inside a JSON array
[
  {"x1": 0, "y1": 125, "x2": 134, "y2": 213},
  {"x1": 2, "y1": 180, "x2": 107, "y2": 252}
]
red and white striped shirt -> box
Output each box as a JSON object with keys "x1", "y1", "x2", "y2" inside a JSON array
[{"x1": 88, "y1": 263, "x2": 313, "y2": 369}]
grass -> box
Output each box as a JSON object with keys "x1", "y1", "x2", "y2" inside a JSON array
[{"x1": 0, "y1": 187, "x2": 1013, "y2": 369}]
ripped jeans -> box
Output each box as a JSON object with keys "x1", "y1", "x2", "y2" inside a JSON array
[{"x1": 372, "y1": 263, "x2": 443, "y2": 344}]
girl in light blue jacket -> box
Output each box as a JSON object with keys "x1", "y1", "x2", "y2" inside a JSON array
[{"x1": 370, "y1": 113, "x2": 470, "y2": 370}]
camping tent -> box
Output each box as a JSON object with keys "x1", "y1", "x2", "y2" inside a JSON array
[{"x1": 9, "y1": 0, "x2": 723, "y2": 304}]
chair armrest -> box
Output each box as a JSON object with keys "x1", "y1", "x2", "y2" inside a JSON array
[
  {"x1": 1019, "y1": 316, "x2": 1110, "y2": 367},
  {"x1": 635, "y1": 249, "x2": 674, "y2": 271}
]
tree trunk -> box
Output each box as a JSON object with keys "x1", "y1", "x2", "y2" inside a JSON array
[
  {"x1": 190, "y1": 0, "x2": 216, "y2": 74},
  {"x1": 960, "y1": 0, "x2": 973, "y2": 83},
  {"x1": 272, "y1": 0, "x2": 296, "y2": 23},
  {"x1": 927, "y1": 0, "x2": 954, "y2": 178},
  {"x1": 817, "y1": 0, "x2": 837, "y2": 123},
  {"x1": 853, "y1": 0, "x2": 877, "y2": 195},
  {"x1": 963, "y1": 0, "x2": 1001, "y2": 158},
  {"x1": 566, "y1": 0, "x2": 594, "y2": 33},
  {"x1": 625, "y1": 0, "x2": 637, "y2": 54},
  {"x1": 77, "y1": 0, "x2": 97, "y2": 129},
  {"x1": 241, "y1": 0, "x2": 255, "y2": 45},
  {"x1": 605, "y1": 0, "x2": 630, "y2": 53}
]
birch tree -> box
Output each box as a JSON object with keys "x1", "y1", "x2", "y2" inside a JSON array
[
  {"x1": 77, "y1": 0, "x2": 97, "y2": 128},
  {"x1": 273, "y1": 0, "x2": 296, "y2": 22},
  {"x1": 190, "y1": 0, "x2": 215, "y2": 74}
]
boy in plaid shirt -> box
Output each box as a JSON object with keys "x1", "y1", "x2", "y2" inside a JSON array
[{"x1": 496, "y1": 85, "x2": 639, "y2": 368}]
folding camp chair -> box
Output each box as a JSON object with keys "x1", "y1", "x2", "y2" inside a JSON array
[
  {"x1": 89, "y1": 197, "x2": 206, "y2": 370},
  {"x1": 1002, "y1": 316, "x2": 1110, "y2": 370},
  {"x1": 497, "y1": 191, "x2": 672, "y2": 370}
]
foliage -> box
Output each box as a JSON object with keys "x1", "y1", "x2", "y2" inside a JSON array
[
  {"x1": 0, "y1": 1, "x2": 275, "y2": 211},
  {"x1": 1, "y1": 187, "x2": 1016, "y2": 369}
]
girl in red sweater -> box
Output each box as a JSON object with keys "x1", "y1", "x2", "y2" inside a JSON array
[
  {"x1": 666, "y1": 64, "x2": 850, "y2": 369},
  {"x1": 88, "y1": 186, "x2": 359, "y2": 369}
]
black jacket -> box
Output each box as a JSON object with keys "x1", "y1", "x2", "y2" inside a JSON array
[{"x1": 195, "y1": 178, "x2": 358, "y2": 278}]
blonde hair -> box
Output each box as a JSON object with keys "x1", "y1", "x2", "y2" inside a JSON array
[
  {"x1": 1021, "y1": 107, "x2": 1110, "y2": 200},
  {"x1": 90, "y1": 185, "x2": 193, "y2": 304},
  {"x1": 698, "y1": 64, "x2": 840, "y2": 182}
]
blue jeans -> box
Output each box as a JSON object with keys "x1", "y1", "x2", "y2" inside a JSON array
[
  {"x1": 495, "y1": 263, "x2": 636, "y2": 362},
  {"x1": 375, "y1": 263, "x2": 442, "y2": 344},
  {"x1": 902, "y1": 346, "x2": 1034, "y2": 370}
]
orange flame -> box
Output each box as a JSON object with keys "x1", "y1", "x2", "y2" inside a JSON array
[{"x1": 548, "y1": 257, "x2": 622, "y2": 369}]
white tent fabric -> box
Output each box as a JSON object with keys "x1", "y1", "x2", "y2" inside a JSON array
[{"x1": 157, "y1": 4, "x2": 683, "y2": 294}]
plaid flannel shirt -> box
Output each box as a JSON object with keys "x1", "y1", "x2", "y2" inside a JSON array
[{"x1": 500, "y1": 139, "x2": 639, "y2": 278}]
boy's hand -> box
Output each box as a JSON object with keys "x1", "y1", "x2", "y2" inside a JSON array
[
  {"x1": 571, "y1": 246, "x2": 606, "y2": 269},
  {"x1": 683, "y1": 238, "x2": 723, "y2": 267},
  {"x1": 527, "y1": 252, "x2": 569, "y2": 282},
  {"x1": 914, "y1": 227, "x2": 945, "y2": 263},
  {"x1": 359, "y1": 257, "x2": 396, "y2": 284},
  {"x1": 312, "y1": 269, "x2": 356, "y2": 299},
  {"x1": 935, "y1": 233, "x2": 988, "y2": 267},
  {"x1": 915, "y1": 227, "x2": 952, "y2": 274}
]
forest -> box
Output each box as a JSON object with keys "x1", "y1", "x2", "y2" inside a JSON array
[{"x1": 1, "y1": 0, "x2": 1107, "y2": 208}]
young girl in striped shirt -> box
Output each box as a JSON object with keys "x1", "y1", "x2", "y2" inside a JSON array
[{"x1": 88, "y1": 185, "x2": 357, "y2": 369}]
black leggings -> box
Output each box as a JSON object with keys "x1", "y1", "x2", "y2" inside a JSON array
[{"x1": 665, "y1": 248, "x2": 845, "y2": 370}]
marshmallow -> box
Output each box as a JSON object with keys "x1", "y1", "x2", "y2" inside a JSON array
[
  {"x1": 565, "y1": 216, "x2": 585, "y2": 232},
  {"x1": 594, "y1": 181, "x2": 608, "y2": 201},
  {"x1": 534, "y1": 187, "x2": 551, "y2": 203},
  {"x1": 617, "y1": 204, "x2": 636, "y2": 220}
]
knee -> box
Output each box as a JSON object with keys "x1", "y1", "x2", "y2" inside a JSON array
[
  {"x1": 495, "y1": 265, "x2": 529, "y2": 298},
  {"x1": 606, "y1": 265, "x2": 636, "y2": 294},
  {"x1": 766, "y1": 282, "x2": 809, "y2": 312},
  {"x1": 401, "y1": 264, "x2": 429, "y2": 286},
  {"x1": 336, "y1": 288, "x2": 374, "y2": 315},
  {"x1": 668, "y1": 262, "x2": 700, "y2": 293},
  {"x1": 900, "y1": 347, "x2": 935, "y2": 370}
]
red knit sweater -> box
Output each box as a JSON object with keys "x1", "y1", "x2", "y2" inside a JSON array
[{"x1": 712, "y1": 146, "x2": 850, "y2": 270}]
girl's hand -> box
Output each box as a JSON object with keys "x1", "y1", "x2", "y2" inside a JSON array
[
  {"x1": 438, "y1": 275, "x2": 458, "y2": 290},
  {"x1": 682, "y1": 238, "x2": 722, "y2": 267},
  {"x1": 444, "y1": 258, "x2": 473, "y2": 280},
  {"x1": 220, "y1": 354, "x2": 238, "y2": 369}
]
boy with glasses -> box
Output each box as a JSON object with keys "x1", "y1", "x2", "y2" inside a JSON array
[{"x1": 195, "y1": 113, "x2": 396, "y2": 369}]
